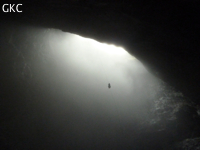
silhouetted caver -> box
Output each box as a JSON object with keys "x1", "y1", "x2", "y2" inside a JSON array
[{"x1": 108, "y1": 83, "x2": 111, "y2": 89}]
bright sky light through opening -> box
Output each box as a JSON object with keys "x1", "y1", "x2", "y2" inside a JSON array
[{"x1": 37, "y1": 28, "x2": 160, "y2": 123}]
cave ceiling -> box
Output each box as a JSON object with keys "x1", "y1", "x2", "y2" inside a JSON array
[{"x1": 1, "y1": 0, "x2": 200, "y2": 103}]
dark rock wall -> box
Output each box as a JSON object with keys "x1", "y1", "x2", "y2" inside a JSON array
[
  {"x1": 2, "y1": 0, "x2": 199, "y2": 103},
  {"x1": 1, "y1": 1, "x2": 200, "y2": 149}
]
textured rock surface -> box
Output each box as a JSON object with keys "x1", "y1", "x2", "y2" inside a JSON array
[
  {"x1": 1, "y1": 1, "x2": 200, "y2": 103},
  {"x1": 1, "y1": 1, "x2": 200, "y2": 149},
  {"x1": 177, "y1": 137, "x2": 200, "y2": 150}
]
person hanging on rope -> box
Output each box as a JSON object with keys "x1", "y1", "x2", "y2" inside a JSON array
[{"x1": 108, "y1": 83, "x2": 111, "y2": 89}]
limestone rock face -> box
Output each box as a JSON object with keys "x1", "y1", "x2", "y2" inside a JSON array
[
  {"x1": 2, "y1": 0, "x2": 199, "y2": 103},
  {"x1": 0, "y1": 1, "x2": 200, "y2": 149}
]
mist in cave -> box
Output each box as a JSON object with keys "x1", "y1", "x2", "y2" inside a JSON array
[{"x1": 0, "y1": 25, "x2": 187, "y2": 149}]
